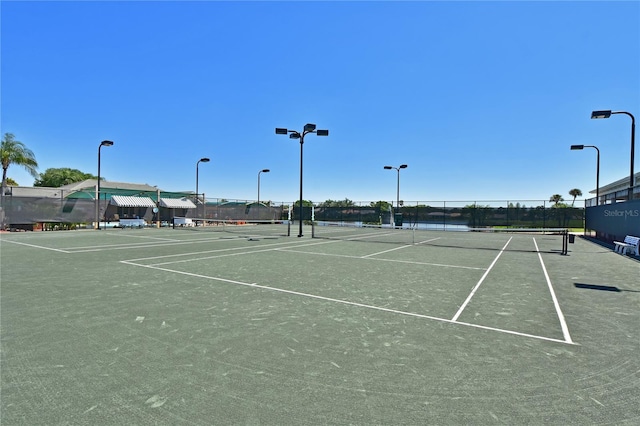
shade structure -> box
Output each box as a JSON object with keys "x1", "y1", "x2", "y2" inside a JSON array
[
  {"x1": 109, "y1": 195, "x2": 157, "y2": 208},
  {"x1": 159, "y1": 197, "x2": 197, "y2": 209}
]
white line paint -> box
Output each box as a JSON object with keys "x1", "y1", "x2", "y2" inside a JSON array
[
  {"x1": 121, "y1": 258, "x2": 576, "y2": 345},
  {"x1": 147, "y1": 241, "x2": 339, "y2": 266},
  {"x1": 361, "y1": 244, "x2": 414, "y2": 258},
  {"x1": 276, "y1": 248, "x2": 486, "y2": 270},
  {"x1": 534, "y1": 238, "x2": 573, "y2": 344},
  {"x1": 126, "y1": 239, "x2": 327, "y2": 263},
  {"x1": 451, "y1": 237, "x2": 512, "y2": 322},
  {"x1": 0, "y1": 239, "x2": 71, "y2": 253},
  {"x1": 121, "y1": 260, "x2": 260, "y2": 286},
  {"x1": 414, "y1": 237, "x2": 443, "y2": 245},
  {"x1": 112, "y1": 233, "x2": 180, "y2": 242},
  {"x1": 64, "y1": 235, "x2": 243, "y2": 252}
]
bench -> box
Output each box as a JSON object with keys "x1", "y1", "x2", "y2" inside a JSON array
[{"x1": 613, "y1": 235, "x2": 640, "y2": 256}]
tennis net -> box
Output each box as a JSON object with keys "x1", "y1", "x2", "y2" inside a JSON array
[
  {"x1": 173, "y1": 218, "x2": 291, "y2": 238},
  {"x1": 311, "y1": 221, "x2": 569, "y2": 254}
]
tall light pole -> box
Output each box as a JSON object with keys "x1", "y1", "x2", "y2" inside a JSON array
[
  {"x1": 591, "y1": 110, "x2": 636, "y2": 194},
  {"x1": 571, "y1": 145, "x2": 600, "y2": 205},
  {"x1": 384, "y1": 164, "x2": 408, "y2": 212},
  {"x1": 196, "y1": 157, "x2": 210, "y2": 219},
  {"x1": 276, "y1": 124, "x2": 329, "y2": 237},
  {"x1": 257, "y1": 169, "x2": 270, "y2": 205},
  {"x1": 96, "y1": 140, "x2": 114, "y2": 230}
]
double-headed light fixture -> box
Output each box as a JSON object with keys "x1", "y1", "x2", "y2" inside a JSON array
[
  {"x1": 384, "y1": 164, "x2": 408, "y2": 211},
  {"x1": 276, "y1": 123, "x2": 329, "y2": 237}
]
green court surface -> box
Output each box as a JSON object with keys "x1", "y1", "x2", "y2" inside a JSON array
[{"x1": 1, "y1": 226, "x2": 639, "y2": 425}]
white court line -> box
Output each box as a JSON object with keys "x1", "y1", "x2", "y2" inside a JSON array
[
  {"x1": 126, "y1": 239, "x2": 332, "y2": 263},
  {"x1": 323, "y1": 230, "x2": 400, "y2": 241},
  {"x1": 123, "y1": 235, "x2": 484, "y2": 271},
  {"x1": 64, "y1": 235, "x2": 240, "y2": 252},
  {"x1": 361, "y1": 237, "x2": 442, "y2": 258},
  {"x1": 276, "y1": 248, "x2": 486, "y2": 270},
  {"x1": 450, "y1": 237, "x2": 511, "y2": 322},
  {"x1": 110, "y1": 233, "x2": 181, "y2": 242},
  {"x1": 361, "y1": 244, "x2": 414, "y2": 258},
  {"x1": 147, "y1": 240, "x2": 338, "y2": 266},
  {"x1": 121, "y1": 259, "x2": 575, "y2": 345},
  {"x1": 0, "y1": 239, "x2": 71, "y2": 253},
  {"x1": 535, "y1": 238, "x2": 573, "y2": 344}
]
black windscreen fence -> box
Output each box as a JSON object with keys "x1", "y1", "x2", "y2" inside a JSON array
[
  {"x1": 1, "y1": 191, "x2": 585, "y2": 231},
  {"x1": 313, "y1": 204, "x2": 584, "y2": 229}
]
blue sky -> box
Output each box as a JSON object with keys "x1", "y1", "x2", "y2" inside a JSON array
[{"x1": 2, "y1": 1, "x2": 639, "y2": 205}]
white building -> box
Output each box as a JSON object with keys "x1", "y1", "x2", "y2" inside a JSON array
[{"x1": 589, "y1": 172, "x2": 640, "y2": 205}]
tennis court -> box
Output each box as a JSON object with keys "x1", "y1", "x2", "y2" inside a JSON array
[{"x1": 1, "y1": 226, "x2": 639, "y2": 424}]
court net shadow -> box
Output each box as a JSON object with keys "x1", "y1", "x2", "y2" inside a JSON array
[{"x1": 574, "y1": 283, "x2": 640, "y2": 293}]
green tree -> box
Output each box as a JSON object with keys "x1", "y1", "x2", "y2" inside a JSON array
[
  {"x1": 568, "y1": 188, "x2": 582, "y2": 206},
  {"x1": 463, "y1": 204, "x2": 491, "y2": 227},
  {"x1": 1, "y1": 133, "x2": 39, "y2": 192},
  {"x1": 369, "y1": 200, "x2": 391, "y2": 210},
  {"x1": 34, "y1": 168, "x2": 97, "y2": 187},
  {"x1": 549, "y1": 194, "x2": 564, "y2": 206},
  {"x1": 319, "y1": 198, "x2": 355, "y2": 208},
  {"x1": 4, "y1": 177, "x2": 18, "y2": 186}
]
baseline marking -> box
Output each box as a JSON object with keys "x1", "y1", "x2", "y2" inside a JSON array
[{"x1": 121, "y1": 259, "x2": 576, "y2": 345}]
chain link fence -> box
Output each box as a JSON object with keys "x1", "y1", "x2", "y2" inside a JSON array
[{"x1": 0, "y1": 187, "x2": 584, "y2": 231}]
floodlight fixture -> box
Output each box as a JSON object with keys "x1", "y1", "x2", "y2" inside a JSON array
[
  {"x1": 384, "y1": 164, "x2": 409, "y2": 218},
  {"x1": 258, "y1": 169, "x2": 271, "y2": 204},
  {"x1": 570, "y1": 144, "x2": 600, "y2": 205},
  {"x1": 590, "y1": 109, "x2": 636, "y2": 191},
  {"x1": 196, "y1": 157, "x2": 211, "y2": 214},
  {"x1": 275, "y1": 122, "x2": 330, "y2": 237}
]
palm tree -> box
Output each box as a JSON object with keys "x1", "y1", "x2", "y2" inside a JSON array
[
  {"x1": 549, "y1": 194, "x2": 564, "y2": 206},
  {"x1": 568, "y1": 188, "x2": 582, "y2": 206},
  {"x1": 1, "y1": 133, "x2": 39, "y2": 193}
]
